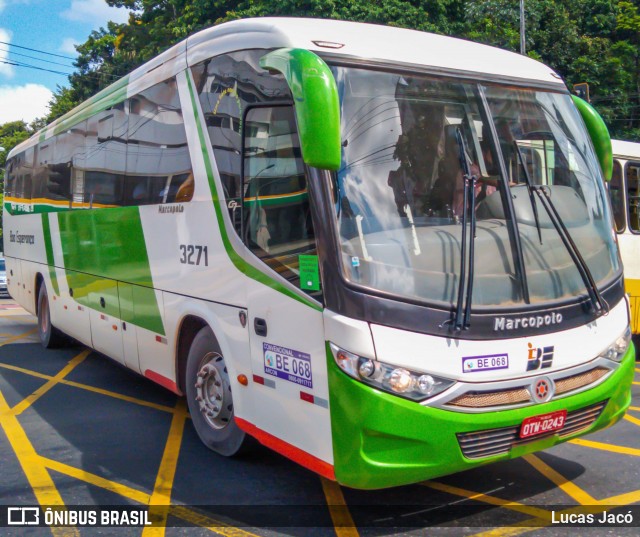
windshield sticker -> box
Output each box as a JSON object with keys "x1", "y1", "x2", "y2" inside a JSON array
[
  {"x1": 462, "y1": 353, "x2": 509, "y2": 373},
  {"x1": 263, "y1": 343, "x2": 313, "y2": 388}
]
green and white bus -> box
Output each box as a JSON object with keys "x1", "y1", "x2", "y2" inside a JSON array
[
  {"x1": 3, "y1": 18, "x2": 635, "y2": 489},
  {"x1": 609, "y1": 139, "x2": 640, "y2": 335}
]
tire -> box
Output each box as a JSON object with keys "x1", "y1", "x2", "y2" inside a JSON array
[
  {"x1": 185, "y1": 326, "x2": 246, "y2": 456},
  {"x1": 37, "y1": 284, "x2": 66, "y2": 348}
]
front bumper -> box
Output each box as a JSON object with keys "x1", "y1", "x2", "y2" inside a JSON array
[{"x1": 328, "y1": 343, "x2": 635, "y2": 489}]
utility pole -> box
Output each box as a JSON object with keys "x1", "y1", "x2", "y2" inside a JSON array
[{"x1": 520, "y1": 0, "x2": 526, "y2": 55}]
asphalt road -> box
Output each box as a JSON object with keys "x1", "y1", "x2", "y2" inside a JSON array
[{"x1": 0, "y1": 298, "x2": 638, "y2": 536}]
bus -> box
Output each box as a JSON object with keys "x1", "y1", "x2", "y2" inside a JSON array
[
  {"x1": 609, "y1": 139, "x2": 640, "y2": 335},
  {"x1": 3, "y1": 18, "x2": 635, "y2": 490}
]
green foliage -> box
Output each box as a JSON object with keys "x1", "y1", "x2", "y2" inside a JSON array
[{"x1": 36, "y1": 0, "x2": 640, "y2": 140}]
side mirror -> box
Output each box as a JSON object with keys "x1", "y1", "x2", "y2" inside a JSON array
[
  {"x1": 572, "y1": 95, "x2": 612, "y2": 181},
  {"x1": 260, "y1": 48, "x2": 341, "y2": 171}
]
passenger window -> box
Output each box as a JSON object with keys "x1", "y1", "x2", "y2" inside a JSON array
[
  {"x1": 627, "y1": 163, "x2": 640, "y2": 233},
  {"x1": 124, "y1": 78, "x2": 193, "y2": 206},
  {"x1": 78, "y1": 103, "x2": 127, "y2": 208},
  {"x1": 242, "y1": 106, "x2": 319, "y2": 294},
  {"x1": 610, "y1": 160, "x2": 625, "y2": 233}
]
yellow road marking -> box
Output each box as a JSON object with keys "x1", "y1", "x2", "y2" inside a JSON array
[
  {"x1": 0, "y1": 327, "x2": 37, "y2": 346},
  {"x1": 633, "y1": 382, "x2": 640, "y2": 386},
  {"x1": 569, "y1": 438, "x2": 640, "y2": 457},
  {"x1": 599, "y1": 488, "x2": 640, "y2": 505},
  {"x1": 169, "y1": 506, "x2": 264, "y2": 537},
  {"x1": 629, "y1": 406, "x2": 640, "y2": 412},
  {"x1": 523, "y1": 454, "x2": 596, "y2": 504},
  {"x1": 0, "y1": 361, "x2": 177, "y2": 414},
  {"x1": 624, "y1": 414, "x2": 640, "y2": 427},
  {"x1": 0, "y1": 389, "x2": 79, "y2": 537},
  {"x1": 42, "y1": 455, "x2": 260, "y2": 536},
  {"x1": 635, "y1": 368, "x2": 640, "y2": 373},
  {"x1": 320, "y1": 477, "x2": 359, "y2": 537},
  {"x1": 41, "y1": 455, "x2": 150, "y2": 504},
  {"x1": 421, "y1": 481, "x2": 550, "y2": 519},
  {"x1": 143, "y1": 398, "x2": 188, "y2": 535},
  {"x1": 10, "y1": 349, "x2": 90, "y2": 416}
]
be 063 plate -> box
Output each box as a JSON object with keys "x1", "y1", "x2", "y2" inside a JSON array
[{"x1": 519, "y1": 410, "x2": 567, "y2": 439}]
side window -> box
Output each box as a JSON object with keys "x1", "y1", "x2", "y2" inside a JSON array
[
  {"x1": 192, "y1": 49, "x2": 291, "y2": 233},
  {"x1": 242, "y1": 106, "x2": 319, "y2": 294},
  {"x1": 124, "y1": 78, "x2": 193, "y2": 206},
  {"x1": 6, "y1": 146, "x2": 34, "y2": 205},
  {"x1": 610, "y1": 160, "x2": 625, "y2": 233},
  {"x1": 627, "y1": 162, "x2": 640, "y2": 233},
  {"x1": 78, "y1": 102, "x2": 127, "y2": 208}
]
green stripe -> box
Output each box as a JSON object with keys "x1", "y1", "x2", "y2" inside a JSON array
[
  {"x1": 244, "y1": 192, "x2": 309, "y2": 208},
  {"x1": 57, "y1": 207, "x2": 166, "y2": 335},
  {"x1": 41, "y1": 214, "x2": 60, "y2": 296},
  {"x1": 185, "y1": 72, "x2": 321, "y2": 312},
  {"x1": 5, "y1": 202, "x2": 70, "y2": 215}
]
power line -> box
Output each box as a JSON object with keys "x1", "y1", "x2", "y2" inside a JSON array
[
  {"x1": 0, "y1": 47, "x2": 76, "y2": 69},
  {"x1": 0, "y1": 59, "x2": 72, "y2": 77},
  {"x1": 0, "y1": 39, "x2": 76, "y2": 61},
  {"x1": 0, "y1": 60, "x2": 123, "y2": 85}
]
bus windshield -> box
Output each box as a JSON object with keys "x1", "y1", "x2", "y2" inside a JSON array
[{"x1": 330, "y1": 65, "x2": 620, "y2": 308}]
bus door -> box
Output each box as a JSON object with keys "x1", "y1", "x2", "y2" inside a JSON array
[{"x1": 242, "y1": 105, "x2": 332, "y2": 463}]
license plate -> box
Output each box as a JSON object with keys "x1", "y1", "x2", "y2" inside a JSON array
[{"x1": 519, "y1": 410, "x2": 567, "y2": 439}]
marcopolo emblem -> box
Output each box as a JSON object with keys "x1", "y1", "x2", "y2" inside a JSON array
[{"x1": 531, "y1": 376, "x2": 554, "y2": 403}]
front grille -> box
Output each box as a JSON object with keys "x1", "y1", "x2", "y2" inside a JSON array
[
  {"x1": 445, "y1": 366, "x2": 611, "y2": 410},
  {"x1": 457, "y1": 401, "x2": 607, "y2": 459},
  {"x1": 555, "y1": 367, "x2": 609, "y2": 396},
  {"x1": 447, "y1": 386, "x2": 531, "y2": 408}
]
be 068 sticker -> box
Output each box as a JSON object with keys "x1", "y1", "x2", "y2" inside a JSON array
[
  {"x1": 462, "y1": 353, "x2": 509, "y2": 373},
  {"x1": 263, "y1": 343, "x2": 313, "y2": 388}
]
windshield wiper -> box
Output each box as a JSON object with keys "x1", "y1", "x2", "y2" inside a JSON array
[
  {"x1": 453, "y1": 128, "x2": 477, "y2": 331},
  {"x1": 513, "y1": 141, "x2": 543, "y2": 245},
  {"x1": 528, "y1": 184, "x2": 608, "y2": 316}
]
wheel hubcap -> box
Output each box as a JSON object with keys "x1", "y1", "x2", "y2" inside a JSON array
[{"x1": 194, "y1": 352, "x2": 232, "y2": 430}]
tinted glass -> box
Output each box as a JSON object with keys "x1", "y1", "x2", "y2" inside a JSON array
[
  {"x1": 330, "y1": 64, "x2": 620, "y2": 308},
  {"x1": 124, "y1": 78, "x2": 193, "y2": 206},
  {"x1": 192, "y1": 49, "x2": 290, "y2": 233},
  {"x1": 243, "y1": 106, "x2": 317, "y2": 294},
  {"x1": 610, "y1": 160, "x2": 625, "y2": 233},
  {"x1": 627, "y1": 163, "x2": 640, "y2": 232}
]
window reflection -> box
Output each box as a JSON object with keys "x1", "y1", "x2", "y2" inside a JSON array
[{"x1": 331, "y1": 65, "x2": 619, "y2": 308}]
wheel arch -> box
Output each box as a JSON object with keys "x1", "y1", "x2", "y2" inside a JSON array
[
  {"x1": 175, "y1": 315, "x2": 209, "y2": 394},
  {"x1": 34, "y1": 272, "x2": 45, "y2": 314}
]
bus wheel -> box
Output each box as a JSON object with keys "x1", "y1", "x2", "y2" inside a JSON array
[
  {"x1": 37, "y1": 284, "x2": 65, "y2": 348},
  {"x1": 185, "y1": 326, "x2": 246, "y2": 456}
]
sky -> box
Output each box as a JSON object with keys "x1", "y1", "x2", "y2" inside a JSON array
[{"x1": 0, "y1": 0, "x2": 130, "y2": 125}]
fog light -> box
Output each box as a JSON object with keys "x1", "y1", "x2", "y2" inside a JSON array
[
  {"x1": 417, "y1": 374, "x2": 435, "y2": 395},
  {"x1": 389, "y1": 368, "x2": 413, "y2": 393},
  {"x1": 358, "y1": 359, "x2": 376, "y2": 378}
]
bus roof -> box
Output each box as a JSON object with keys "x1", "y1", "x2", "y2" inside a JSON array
[
  {"x1": 10, "y1": 17, "x2": 566, "y2": 159},
  {"x1": 612, "y1": 139, "x2": 640, "y2": 160},
  {"x1": 187, "y1": 18, "x2": 565, "y2": 86}
]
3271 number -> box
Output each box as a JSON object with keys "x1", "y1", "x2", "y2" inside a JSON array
[{"x1": 179, "y1": 245, "x2": 208, "y2": 266}]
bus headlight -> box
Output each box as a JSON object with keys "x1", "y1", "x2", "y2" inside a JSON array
[
  {"x1": 330, "y1": 343, "x2": 455, "y2": 401},
  {"x1": 599, "y1": 327, "x2": 632, "y2": 362}
]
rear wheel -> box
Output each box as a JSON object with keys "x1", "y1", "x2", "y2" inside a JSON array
[
  {"x1": 185, "y1": 326, "x2": 246, "y2": 456},
  {"x1": 37, "y1": 284, "x2": 65, "y2": 348}
]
